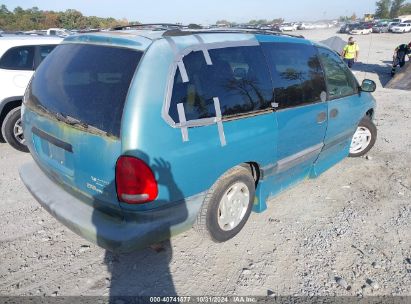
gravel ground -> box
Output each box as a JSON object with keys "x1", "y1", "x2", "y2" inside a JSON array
[{"x1": 0, "y1": 28, "x2": 410, "y2": 297}]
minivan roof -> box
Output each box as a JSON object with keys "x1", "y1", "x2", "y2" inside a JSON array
[{"x1": 62, "y1": 28, "x2": 309, "y2": 52}]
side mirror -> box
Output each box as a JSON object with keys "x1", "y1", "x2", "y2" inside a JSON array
[{"x1": 361, "y1": 79, "x2": 376, "y2": 92}]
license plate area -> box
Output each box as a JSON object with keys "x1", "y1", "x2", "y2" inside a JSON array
[
  {"x1": 32, "y1": 127, "x2": 74, "y2": 177},
  {"x1": 48, "y1": 142, "x2": 66, "y2": 164}
]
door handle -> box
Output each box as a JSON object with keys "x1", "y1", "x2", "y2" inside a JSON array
[
  {"x1": 316, "y1": 112, "x2": 327, "y2": 124},
  {"x1": 330, "y1": 108, "x2": 339, "y2": 118}
]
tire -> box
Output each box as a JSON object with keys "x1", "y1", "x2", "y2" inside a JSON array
[
  {"x1": 349, "y1": 118, "x2": 377, "y2": 157},
  {"x1": 1, "y1": 107, "x2": 29, "y2": 153},
  {"x1": 194, "y1": 165, "x2": 255, "y2": 242}
]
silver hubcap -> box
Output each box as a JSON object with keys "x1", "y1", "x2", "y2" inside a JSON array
[
  {"x1": 217, "y1": 182, "x2": 250, "y2": 231},
  {"x1": 13, "y1": 118, "x2": 25, "y2": 144},
  {"x1": 350, "y1": 126, "x2": 371, "y2": 154}
]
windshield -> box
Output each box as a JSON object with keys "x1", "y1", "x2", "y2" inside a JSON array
[{"x1": 26, "y1": 43, "x2": 143, "y2": 137}]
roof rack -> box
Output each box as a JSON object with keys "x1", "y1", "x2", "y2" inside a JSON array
[
  {"x1": 112, "y1": 23, "x2": 183, "y2": 31},
  {"x1": 162, "y1": 27, "x2": 304, "y2": 39}
]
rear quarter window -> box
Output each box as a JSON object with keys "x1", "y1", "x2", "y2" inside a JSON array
[{"x1": 169, "y1": 45, "x2": 273, "y2": 123}]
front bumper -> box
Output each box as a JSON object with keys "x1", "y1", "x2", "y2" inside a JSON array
[{"x1": 19, "y1": 161, "x2": 204, "y2": 253}]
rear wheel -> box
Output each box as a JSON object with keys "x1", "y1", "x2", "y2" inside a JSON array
[
  {"x1": 194, "y1": 165, "x2": 255, "y2": 242},
  {"x1": 349, "y1": 118, "x2": 377, "y2": 157},
  {"x1": 1, "y1": 107, "x2": 29, "y2": 153}
]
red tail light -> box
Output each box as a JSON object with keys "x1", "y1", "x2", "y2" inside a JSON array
[{"x1": 115, "y1": 156, "x2": 158, "y2": 204}]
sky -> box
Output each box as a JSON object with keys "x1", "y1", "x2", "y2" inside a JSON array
[{"x1": 0, "y1": 0, "x2": 397, "y2": 24}]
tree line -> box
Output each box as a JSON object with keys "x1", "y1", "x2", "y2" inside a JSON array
[
  {"x1": 375, "y1": 0, "x2": 411, "y2": 19},
  {"x1": 0, "y1": 4, "x2": 129, "y2": 31},
  {"x1": 1, "y1": 1, "x2": 411, "y2": 32},
  {"x1": 215, "y1": 18, "x2": 284, "y2": 26}
]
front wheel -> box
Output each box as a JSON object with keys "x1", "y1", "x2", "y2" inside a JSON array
[
  {"x1": 1, "y1": 107, "x2": 29, "y2": 153},
  {"x1": 194, "y1": 165, "x2": 255, "y2": 242},
  {"x1": 349, "y1": 118, "x2": 377, "y2": 157}
]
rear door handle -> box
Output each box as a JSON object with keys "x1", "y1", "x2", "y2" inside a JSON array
[
  {"x1": 32, "y1": 127, "x2": 73, "y2": 153},
  {"x1": 317, "y1": 112, "x2": 327, "y2": 124},
  {"x1": 330, "y1": 108, "x2": 339, "y2": 118}
]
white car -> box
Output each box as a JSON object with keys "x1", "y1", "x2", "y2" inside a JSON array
[
  {"x1": 388, "y1": 22, "x2": 400, "y2": 32},
  {"x1": 350, "y1": 27, "x2": 372, "y2": 35},
  {"x1": 0, "y1": 36, "x2": 62, "y2": 152},
  {"x1": 391, "y1": 23, "x2": 411, "y2": 33},
  {"x1": 298, "y1": 23, "x2": 315, "y2": 30},
  {"x1": 279, "y1": 23, "x2": 297, "y2": 31}
]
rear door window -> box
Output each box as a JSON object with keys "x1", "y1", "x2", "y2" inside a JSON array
[
  {"x1": 39, "y1": 45, "x2": 56, "y2": 62},
  {"x1": 26, "y1": 44, "x2": 142, "y2": 137},
  {"x1": 34, "y1": 45, "x2": 57, "y2": 68},
  {"x1": 169, "y1": 46, "x2": 273, "y2": 123},
  {"x1": 261, "y1": 42, "x2": 327, "y2": 110},
  {"x1": 317, "y1": 47, "x2": 358, "y2": 99},
  {"x1": 0, "y1": 45, "x2": 35, "y2": 70}
]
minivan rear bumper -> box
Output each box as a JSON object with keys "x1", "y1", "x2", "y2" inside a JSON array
[{"x1": 19, "y1": 161, "x2": 205, "y2": 253}]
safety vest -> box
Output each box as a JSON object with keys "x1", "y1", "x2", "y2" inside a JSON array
[{"x1": 343, "y1": 44, "x2": 359, "y2": 59}]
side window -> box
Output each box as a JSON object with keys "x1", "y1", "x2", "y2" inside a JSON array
[
  {"x1": 0, "y1": 46, "x2": 35, "y2": 70},
  {"x1": 261, "y1": 42, "x2": 326, "y2": 109},
  {"x1": 39, "y1": 45, "x2": 57, "y2": 63},
  {"x1": 169, "y1": 46, "x2": 273, "y2": 123},
  {"x1": 317, "y1": 47, "x2": 358, "y2": 99}
]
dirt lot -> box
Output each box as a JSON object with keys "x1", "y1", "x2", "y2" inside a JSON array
[{"x1": 0, "y1": 28, "x2": 410, "y2": 297}]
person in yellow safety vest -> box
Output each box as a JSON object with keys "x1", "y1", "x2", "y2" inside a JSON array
[{"x1": 342, "y1": 36, "x2": 359, "y2": 69}]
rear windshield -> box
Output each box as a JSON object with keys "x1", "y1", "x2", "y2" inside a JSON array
[{"x1": 26, "y1": 44, "x2": 142, "y2": 137}]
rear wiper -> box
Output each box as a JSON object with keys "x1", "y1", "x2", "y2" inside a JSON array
[
  {"x1": 35, "y1": 105, "x2": 66, "y2": 124},
  {"x1": 62, "y1": 114, "x2": 89, "y2": 128},
  {"x1": 57, "y1": 113, "x2": 111, "y2": 137},
  {"x1": 35, "y1": 103, "x2": 53, "y2": 116},
  {"x1": 34, "y1": 105, "x2": 113, "y2": 137}
]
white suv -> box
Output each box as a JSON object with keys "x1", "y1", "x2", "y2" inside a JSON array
[
  {"x1": 0, "y1": 36, "x2": 62, "y2": 152},
  {"x1": 391, "y1": 23, "x2": 411, "y2": 33}
]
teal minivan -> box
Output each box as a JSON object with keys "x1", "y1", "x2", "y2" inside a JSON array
[{"x1": 19, "y1": 28, "x2": 377, "y2": 252}]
